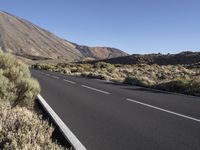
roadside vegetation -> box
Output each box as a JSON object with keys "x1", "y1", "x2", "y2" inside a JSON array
[
  {"x1": 0, "y1": 51, "x2": 66, "y2": 149},
  {"x1": 33, "y1": 61, "x2": 200, "y2": 96}
]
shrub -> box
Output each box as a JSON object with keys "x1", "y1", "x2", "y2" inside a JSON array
[
  {"x1": 0, "y1": 69, "x2": 16, "y2": 102},
  {"x1": 0, "y1": 51, "x2": 40, "y2": 108},
  {"x1": 124, "y1": 76, "x2": 155, "y2": 87},
  {"x1": 187, "y1": 77, "x2": 200, "y2": 96},
  {"x1": 86, "y1": 72, "x2": 109, "y2": 80},
  {"x1": 94, "y1": 62, "x2": 113, "y2": 69},
  {"x1": 79, "y1": 64, "x2": 93, "y2": 72},
  {"x1": 56, "y1": 62, "x2": 70, "y2": 68},
  {"x1": 0, "y1": 102, "x2": 66, "y2": 150},
  {"x1": 157, "y1": 77, "x2": 200, "y2": 96},
  {"x1": 157, "y1": 80, "x2": 187, "y2": 92},
  {"x1": 32, "y1": 63, "x2": 42, "y2": 69},
  {"x1": 59, "y1": 68, "x2": 71, "y2": 74},
  {"x1": 0, "y1": 52, "x2": 67, "y2": 148},
  {"x1": 33, "y1": 63, "x2": 55, "y2": 71}
]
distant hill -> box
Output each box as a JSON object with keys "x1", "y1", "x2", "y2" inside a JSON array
[
  {"x1": 86, "y1": 51, "x2": 200, "y2": 65},
  {"x1": 0, "y1": 11, "x2": 128, "y2": 61}
]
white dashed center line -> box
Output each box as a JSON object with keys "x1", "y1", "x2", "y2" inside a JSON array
[
  {"x1": 81, "y1": 85, "x2": 110, "y2": 95},
  {"x1": 63, "y1": 79, "x2": 76, "y2": 84},
  {"x1": 51, "y1": 75, "x2": 59, "y2": 79},
  {"x1": 126, "y1": 98, "x2": 200, "y2": 123}
]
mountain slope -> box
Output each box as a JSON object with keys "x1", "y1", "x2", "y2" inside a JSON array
[{"x1": 0, "y1": 11, "x2": 128, "y2": 61}]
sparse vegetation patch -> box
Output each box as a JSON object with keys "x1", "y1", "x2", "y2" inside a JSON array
[{"x1": 33, "y1": 61, "x2": 200, "y2": 96}]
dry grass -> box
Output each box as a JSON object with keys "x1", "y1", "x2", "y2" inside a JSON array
[
  {"x1": 33, "y1": 61, "x2": 200, "y2": 96},
  {"x1": 0, "y1": 101, "x2": 66, "y2": 150}
]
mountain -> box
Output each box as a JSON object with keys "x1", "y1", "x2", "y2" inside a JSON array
[
  {"x1": 88, "y1": 51, "x2": 200, "y2": 65},
  {"x1": 0, "y1": 11, "x2": 128, "y2": 61}
]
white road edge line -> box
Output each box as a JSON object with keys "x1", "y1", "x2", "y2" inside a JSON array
[
  {"x1": 63, "y1": 79, "x2": 76, "y2": 84},
  {"x1": 37, "y1": 94, "x2": 87, "y2": 150},
  {"x1": 126, "y1": 98, "x2": 200, "y2": 123},
  {"x1": 51, "y1": 75, "x2": 59, "y2": 79},
  {"x1": 81, "y1": 85, "x2": 110, "y2": 95}
]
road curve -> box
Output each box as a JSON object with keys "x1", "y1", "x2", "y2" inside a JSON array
[{"x1": 31, "y1": 69, "x2": 200, "y2": 150}]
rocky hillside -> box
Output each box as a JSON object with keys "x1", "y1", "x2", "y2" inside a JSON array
[
  {"x1": 88, "y1": 51, "x2": 200, "y2": 65},
  {"x1": 0, "y1": 11, "x2": 128, "y2": 61}
]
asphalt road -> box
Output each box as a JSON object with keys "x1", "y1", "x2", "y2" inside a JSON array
[{"x1": 31, "y1": 69, "x2": 200, "y2": 150}]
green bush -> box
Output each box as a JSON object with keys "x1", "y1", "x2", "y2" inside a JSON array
[
  {"x1": 32, "y1": 63, "x2": 55, "y2": 71},
  {"x1": 0, "y1": 69, "x2": 16, "y2": 102},
  {"x1": 94, "y1": 62, "x2": 113, "y2": 69},
  {"x1": 0, "y1": 51, "x2": 40, "y2": 108},
  {"x1": 78, "y1": 64, "x2": 93, "y2": 72},
  {"x1": 157, "y1": 77, "x2": 200, "y2": 96},
  {"x1": 86, "y1": 72, "x2": 109, "y2": 80},
  {"x1": 0, "y1": 52, "x2": 67, "y2": 149},
  {"x1": 157, "y1": 80, "x2": 187, "y2": 92},
  {"x1": 124, "y1": 76, "x2": 155, "y2": 87}
]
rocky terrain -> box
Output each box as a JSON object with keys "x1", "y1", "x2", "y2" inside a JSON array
[{"x1": 0, "y1": 11, "x2": 128, "y2": 61}]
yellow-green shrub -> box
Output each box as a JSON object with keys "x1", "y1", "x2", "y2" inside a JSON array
[
  {"x1": 157, "y1": 77, "x2": 200, "y2": 96},
  {"x1": 0, "y1": 51, "x2": 40, "y2": 108},
  {"x1": 124, "y1": 76, "x2": 155, "y2": 87}
]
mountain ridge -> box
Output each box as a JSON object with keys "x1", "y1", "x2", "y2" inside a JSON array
[
  {"x1": 0, "y1": 11, "x2": 128, "y2": 61},
  {"x1": 86, "y1": 51, "x2": 200, "y2": 65}
]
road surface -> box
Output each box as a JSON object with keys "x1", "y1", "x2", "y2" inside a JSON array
[{"x1": 31, "y1": 69, "x2": 200, "y2": 150}]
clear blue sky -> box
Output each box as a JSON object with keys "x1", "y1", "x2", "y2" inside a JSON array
[{"x1": 1, "y1": 0, "x2": 200, "y2": 54}]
